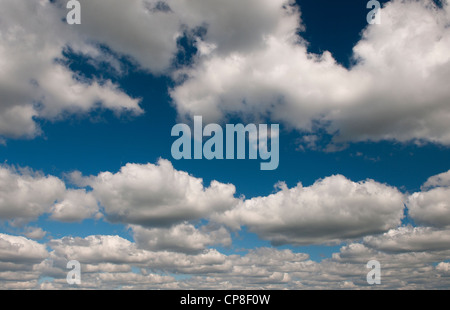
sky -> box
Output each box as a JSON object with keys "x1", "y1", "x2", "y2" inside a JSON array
[{"x1": 0, "y1": 0, "x2": 450, "y2": 289}]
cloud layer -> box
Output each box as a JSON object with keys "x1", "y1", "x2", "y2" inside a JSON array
[
  {"x1": 216, "y1": 176, "x2": 405, "y2": 245},
  {"x1": 407, "y1": 169, "x2": 450, "y2": 227},
  {"x1": 0, "y1": 161, "x2": 449, "y2": 289},
  {"x1": 3, "y1": 0, "x2": 450, "y2": 148},
  {"x1": 170, "y1": 0, "x2": 450, "y2": 147},
  {"x1": 90, "y1": 159, "x2": 238, "y2": 226},
  {"x1": 1, "y1": 230, "x2": 450, "y2": 289}
]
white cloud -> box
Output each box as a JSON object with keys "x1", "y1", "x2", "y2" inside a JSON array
[
  {"x1": 0, "y1": 231, "x2": 449, "y2": 289},
  {"x1": 168, "y1": 0, "x2": 300, "y2": 55},
  {"x1": 56, "y1": 0, "x2": 301, "y2": 73},
  {"x1": 215, "y1": 176, "x2": 405, "y2": 245},
  {"x1": 54, "y1": 0, "x2": 182, "y2": 74},
  {"x1": 82, "y1": 263, "x2": 131, "y2": 274},
  {"x1": 3, "y1": 0, "x2": 449, "y2": 147},
  {"x1": 0, "y1": 279, "x2": 39, "y2": 290},
  {"x1": 0, "y1": 165, "x2": 99, "y2": 223},
  {"x1": 23, "y1": 227, "x2": 47, "y2": 241},
  {"x1": 436, "y1": 262, "x2": 450, "y2": 275},
  {"x1": 0, "y1": 166, "x2": 65, "y2": 222},
  {"x1": 5, "y1": 162, "x2": 450, "y2": 289},
  {"x1": 90, "y1": 159, "x2": 239, "y2": 227},
  {"x1": 94, "y1": 272, "x2": 175, "y2": 287},
  {"x1": 64, "y1": 170, "x2": 96, "y2": 188},
  {"x1": 336, "y1": 0, "x2": 450, "y2": 145},
  {"x1": 131, "y1": 223, "x2": 231, "y2": 254},
  {"x1": 0, "y1": 0, "x2": 142, "y2": 139},
  {"x1": 407, "y1": 170, "x2": 450, "y2": 227},
  {"x1": 50, "y1": 189, "x2": 100, "y2": 222},
  {"x1": 170, "y1": 0, "x2": 450, "y2": 147},
  {"x1": 0, "y1": 234, "x2": 48, "y2": 264},
  {"x1": 52, "y1": 0, "x2": 297, "y2": 74},
  {"x1": 407, "y1": 187, "x2": 450, "y2": 227},
  {"x1": 49, "y1": 235, "x2": 150, "y2": 265},
  {"x1": 47, "y1": 234, "x2": 233, "y2": 278},
  {"x1": 237, "y1": 247, "x2": 309, "y2": 268},
  {"x1": 2, "y1": 0, "x2": 450, "y2": 147},
  {"x1": 422, "y1": 169, "x2": 450, "y2": 189},
  {"x1": 364, "y1": 226, "x2": 450, "y2": 253}
]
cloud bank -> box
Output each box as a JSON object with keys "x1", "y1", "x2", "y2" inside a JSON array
[
  {"x1": 2, "y1": 0, "x2": 450, "y2": 148},
  {"x1": 0, "y1": 161, "x2": 449, "y2": 289}
]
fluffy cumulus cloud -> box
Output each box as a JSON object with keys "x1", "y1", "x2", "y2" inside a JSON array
[
  {"x1": 130, "y1": 223, "x2": 231, "y2": 254},
  {"x1": 3, "y1": 0, "x2": 450, "y2": 147},
  {"x1": 49, "y1": 235, "x2": 151, "y2": 265},
  {"x1": 407, "y1": 169, "x2": 450, "y2": 227},
  {"x1": 50, "y1": 189, "x2": 100, "y2": 222},
  {"x1": 169, "y1": 0, "x2": 299, "y2": 55},
  {"x1": 436, "y1": 262, "x2": 450, "y2": 275},
  {"x1": 0, "y1": 234, "x2": 48, "y2": 264},
  {"x1": 0, "y1": 166, "x2": 65, "y2": 222},
  {"x1": 54, "y1": 0, "x2": 288, "y2": 71},
  {"x1": 170, "y1": 0, "x2": 450, "y2": 147},
  {"x1": 336, "y1": 0, "x2": 450, "y2": 145},
  {"x1": 89, "y1": 159, "x2": 238, "y2": 226},
  {"x1": 23, "y1": 227, "x2": 47, "y2": 241},
  {"x1": 0, "y1": 0, "x2": 142, "y2": 139},
  {"x1": 53, "y1": 0, "x2": 182, "y2": 73},
  {"x1": 0, "y1": 0, "x2": 300, "y2": 140},
  {"x1": 12, "y1": 234, "x2": 309, "y2": 289},
  {"x1": 0, "y1": 165, "x2": 98, "y2": 223},
  {"x1": 0, "y1": 233, "x2": 49, "y2": 289},
  {"x1": 45, "y1": 234, "x2": 234, "y2": 289},
  {"x1": 2, "y1": 162, "x2": 450, "y2": 289},
  {"x1": 1, "y1": 231, "x2": 449, "y2": 290},
  {"x1": 216, "y1": 175, "x2": 405, "y2": 245},
  {"x1": 363, "y1": 226, "x2": 450, "y2": 253},
  {"x1": 422, "y1": 170, "x2": 450, "y2": 189}
]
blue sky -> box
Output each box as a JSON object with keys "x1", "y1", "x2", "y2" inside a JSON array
[{"x1": 1, "y1": 0, "x2": 450, "y2": 289}]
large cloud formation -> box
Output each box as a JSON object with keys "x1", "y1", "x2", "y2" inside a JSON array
[
  {"x1": 0, "y1": 0, "x2": 142, "y2": 140},
  {"x1": 90, "y1": 159, "x2": 239, "y2": 226},
  {"x1": 3, "y1": 0, "x2": 450, "y2": 148},
  {"x1": 0, "y1": 0, "x2": 302, "y2": 140},
  {"x1": 0, "y1": 231, "x2": 449, "y2": 289},
  {"x1": 170, "y1": 0, "x2": 450, "y2": 147},
  {"x1": 0, "y1": 165, "x2": 100, "y2": 224},
  {"x1": 216, "y1": 176, "x2": 405, "y2": 245},
  {"x1": 363, "y1": 226, "x2": 450, "y2": 253},
  {"x1": 0, "y1": 166, "x2": 67, "y2": 223},
  {"x1": 407, "y1": 169, "x2": 450, "y2": 227},
  {"x1": 0, "y1": 164, "x2": 449, "y2": 289},
  {"x1": 130, "y1": 223, "x2": 231, "y2": 254}
]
